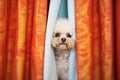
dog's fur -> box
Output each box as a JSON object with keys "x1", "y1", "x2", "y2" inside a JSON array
[{"x1": 51, "y1": 19, "x2": 74, "y2": 80}]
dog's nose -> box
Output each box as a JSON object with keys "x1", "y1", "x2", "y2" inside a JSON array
[{"x1": 61, "y1": 38, "x2": 66, "y2": 42}]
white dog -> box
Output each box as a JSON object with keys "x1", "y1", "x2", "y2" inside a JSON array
[{"x1": 51, "y1": 19, "x2": 75, "y2": 80}]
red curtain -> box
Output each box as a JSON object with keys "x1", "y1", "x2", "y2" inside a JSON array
[
  {"x1": 75, "y1": 0, "x2": 119, "y2": 80},
  {"x1": 0, "y1": 0, "x2": 48, "y2": 80},
  {"x1": 0, "y1": 0, "x2": 120, "y2": 80},
  {"x1": 116, "y1": 0, "x2": 120, "y2": 80}
]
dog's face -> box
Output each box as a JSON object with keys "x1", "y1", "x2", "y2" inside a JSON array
[{"x1": 51, "y1": 19, "x2": 74, "y2": 50}]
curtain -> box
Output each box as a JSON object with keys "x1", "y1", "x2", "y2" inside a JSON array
[
  {"x1": 0, "y1": 0, "x2": 48, "y2": 80},
  {"x1": 0, "y1": 0, "x2": 120, "y2": 80},
  {"x1": 44, "y1": 0, "x2": 60, "y2": 80},
  {"x1": 75, "y1": 0, "x2": 118, "y2": 80},
  {"x1": 116, "y1": 0, "x2": 120, "y2": 80}
]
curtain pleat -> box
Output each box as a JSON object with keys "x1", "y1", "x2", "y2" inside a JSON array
[
  {"x1": 6, "y1": 0, "x2": 18, "y2": 80},
  {"x1": 24, "y1": 0, "x2": 34, "y2": 80},
  {"x1": 67, "y1": 0, "x2": 77, "y2": 80},
  {"x1": 0, "y1": 0, "x2": 7, "y2": 79},
  {"x1": 99, "y1": 0, "x2": 114, "y2": 80},
  {"x1": 31, "y1": 0, "x2": 48, "y2": 80},
  {"x1": 116, "y1": 0, "x2": 120, "y2": 80},
  {"x1": 11, "y1": 0, "x2": 27, "y2": 80},
  {"x1": 44, "y1": 0, "x2": 60, "y2": 80},
  {"x1": 75, "y1": 0, "x2": 93, "y2": 79},
  {"x1": 92, "y1": 0, "x2": 101, "y2": 80}
]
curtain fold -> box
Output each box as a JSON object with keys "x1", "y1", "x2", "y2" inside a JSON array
[
  {"x1": 0, "y1": 0, "x2": 7, "y2": 79},
  {"x1": 6, "y1": 1, "x2": 18, "y2": 80},
  {"x1": 99, "y1": 0, "x2": 114, "y2": 80},
  {"x1": 75, "y1": 0, "x2": 93, "y2": 79},
  {"x1": 67, "y1": 0, "x2": 77, "y2": 80},
  {"x1": 44, "y1": 0, "x2": 60, "y2": 80},
  {"x1": 91, "y1": 0, "x2": 101, "y2": 80},
  {"x1": 31, "y1": 0, "x2": 48, "y2": 80},
  {"x1": 116, "y1": 0, "x2": 120, "y2": 80},
  {"x1": 12, "y1": 0, "x2": 27, "y2": 80},
  {"x1": 24, "y1": 0, "x2": 34, "y2": 79}
]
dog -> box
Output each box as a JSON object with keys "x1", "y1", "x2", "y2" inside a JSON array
[{"x1": 51, "y1": 18, "x2": 75, "y2": 80}]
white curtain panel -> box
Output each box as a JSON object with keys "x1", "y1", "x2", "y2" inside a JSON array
[
  {"x1": 68, "y1": 0, "x2": 77, "y2": 80},
  {"x1": 44, "y1": 0, "x2": 60, "y2": 80}
]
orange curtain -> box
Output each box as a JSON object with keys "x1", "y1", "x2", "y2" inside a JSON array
[
  {"x1": 75, "y1": 0, "x2": 119, "y2": 80},
  {"x1": 0, "y1": 0, "x2": 48, "y2": 80},
  {"x1": 116, "y1": 0, "x2": 120, "y2": 80}
]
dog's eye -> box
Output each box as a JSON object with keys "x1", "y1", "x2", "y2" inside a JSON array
[
  {"x1": 67, "y1": 33, "x2": 72, "y2": 37},
  {"x1": 55, "y1": 33, "x2": 60, "y2": 37}
]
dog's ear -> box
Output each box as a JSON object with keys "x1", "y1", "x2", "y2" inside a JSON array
[
  {"x1": 67, "y1": 39, "x2": 75, "y2": 49},
  {"x1": 51, "y1": 38, "x2": 57, "y2": 48},
  {"x1": 51, "y1": 42, "x2": 54, "y2": 48},
  {"x1": 51, "y1": 43, "x2": 56, "y2": 48}
]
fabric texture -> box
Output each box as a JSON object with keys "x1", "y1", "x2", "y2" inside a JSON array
[{"x1": 75, "y1": 0, "x2": 114, "y2": 80}]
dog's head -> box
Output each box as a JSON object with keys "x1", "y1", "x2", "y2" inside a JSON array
[{"x1": 51, "y1": 19, "x2": 74, "y2": 50}]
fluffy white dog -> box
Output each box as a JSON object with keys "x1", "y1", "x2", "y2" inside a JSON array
[{"x1": 51, "y1": 19, "x2": 75, "y2": 80}]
